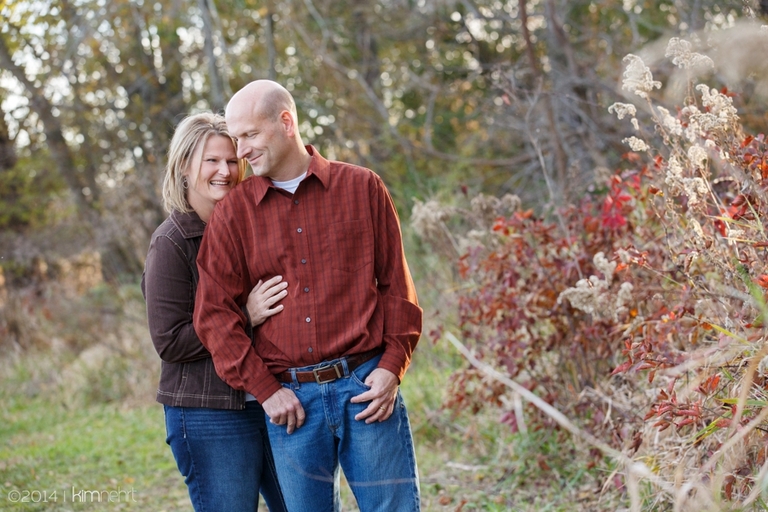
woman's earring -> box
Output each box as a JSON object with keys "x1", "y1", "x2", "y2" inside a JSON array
[{"x1": 182, "y1": 176, "x2": 189, "y2": 190}]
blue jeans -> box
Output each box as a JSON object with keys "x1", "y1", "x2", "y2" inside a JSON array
[
  {"x1": 164, "y1": 402, "x2": 287, "y2": 512},
  {"x1": 266, "y1": 354, "x2": 420, "y2": 512}
]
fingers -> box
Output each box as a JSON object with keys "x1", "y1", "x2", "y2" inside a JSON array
[
  {"x1": 252, "y1": 278, "x2": 287, "y2": 308},
  {"x1": 263, "y1": 282, "x2": 288, "y2": 306},
  {"x1": 354, "y1": 400, "x2": 394, "y2": 423},
  {"x1": 285, "y1": 404, "x2": 307, "y2": 434},
  {"x1": 263, "y1": 388, "x2": 304, "y2": 434},
  {"x1": 296, "y1": 406, "x2": 306, "y2": 429},
  {"x1": 247, "y1": 276, "x2": 288, "y2": 326},
  {"x1": 286, "y1": 415, "x2": 296, "y2": 435},
  {"x1": 263, "y1": 287, "x2": 288, "y2": 307},
  {"x1": 249, "y1": 276, "x2": 286, "y2": 297},
  {"x1": 260, "y1": 275, "x2": 284, "y2": 288},
  {"x1": 349, "y1": 388, "x2": 374, "y2": 404},
  {"x1": 350, "y1": 368, "x2": 399, "y2": 423}
]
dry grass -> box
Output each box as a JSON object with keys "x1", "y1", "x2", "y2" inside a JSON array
[{"x1": 0, "y1": 249, "x2": 627, "y2": 511}]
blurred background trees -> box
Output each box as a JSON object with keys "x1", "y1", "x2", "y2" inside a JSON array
[{"x1": 3, "y1": 0, "x2": 765, "y2": 281}]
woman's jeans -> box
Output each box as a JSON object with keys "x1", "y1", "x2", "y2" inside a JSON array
[
  {"x1": 164, "y1": 401, "x2": 286, "y2": 512},
  {"x1": 266, "y1": 354, "x2": 420, "y2": 512}
]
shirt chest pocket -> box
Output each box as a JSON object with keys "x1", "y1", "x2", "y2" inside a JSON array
[{"x1": 327, "y1": 220, "x2": 373, "y2": 273}]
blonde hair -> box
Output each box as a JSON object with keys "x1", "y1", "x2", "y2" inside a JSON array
[{"x1": 161, "y1": 112, "x2": 246, "y2": 214}]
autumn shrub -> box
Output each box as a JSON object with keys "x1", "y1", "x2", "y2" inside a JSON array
[{"x1": 416, "y1": 37, "x2": 768, "y2": 509}]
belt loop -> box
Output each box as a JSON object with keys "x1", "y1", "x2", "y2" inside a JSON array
[
  {"x1": 290, "y1": 367, "x2": 299, "y2": 386},
  {"x1": 340, "y1": 357, "x2": 350, "y2": 377}
]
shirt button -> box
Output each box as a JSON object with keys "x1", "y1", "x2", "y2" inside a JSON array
[
  {"x1": 303, "y1": 287, "x2": 310, "y2": 293},
  {"x1": 294, "y1": 200, "x2": 299, "y2": 205},
  {"x1": 305, "y1": 317, "x2": 311, "y2": 323},
  {"x1": 308, "y1": 347, "x2": 313, "y2": 353},
  {"x1": 301, "y1": 258, "x2": 307, "y2": 264},
  {"x1": 297, "y1": 228, "x2": 302, "y2": 233}
]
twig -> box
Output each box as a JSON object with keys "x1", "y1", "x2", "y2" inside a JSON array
[{"x1": 443, "y1": 331, "x2": 685, "y2": 503}]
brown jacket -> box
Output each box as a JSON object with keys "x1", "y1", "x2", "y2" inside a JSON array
[{"x1": 141, "y1": 209, "x2": 246, "y2": 409}]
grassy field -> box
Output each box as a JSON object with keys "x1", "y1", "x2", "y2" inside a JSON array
[{"x1": 0, "y1": 290, "x2": 622, "y2": 511}]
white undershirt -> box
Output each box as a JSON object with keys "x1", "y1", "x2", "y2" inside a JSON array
[
  {"x1": 271, "y1": 171, "x2": 307, "y2": 193},
  {"x1": 245, "y1": 171, "x2": 308, "y2": 402}
]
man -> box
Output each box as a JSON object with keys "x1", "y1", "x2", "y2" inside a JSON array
[{"x1": 193, "y1": 80, "x2": 422, "y2": 511}]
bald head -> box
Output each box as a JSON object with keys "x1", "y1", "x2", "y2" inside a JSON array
[
  {"x1": 226, "y1": 80, "x2": 297, "y2": 124},
  {"x1": 225, "y1": 80, "x2": 310, "y2": 181}
]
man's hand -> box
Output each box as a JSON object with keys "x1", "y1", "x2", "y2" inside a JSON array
[
  {"x1": 247, "y1": 276, "x2": 288, "y2": 327},
  {"x1": 350, "y1": 368, "x2": 399, "y2": 424},
  {"x1": 262, "y1": 387, "x2": 306, "y2": 434}
]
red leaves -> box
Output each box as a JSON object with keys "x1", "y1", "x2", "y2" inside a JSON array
[
  {"x1": 754, "y1": 275, "x2": 768, "y2": 289},
  {"x1": 600, "y1": 175, "x2": 636, "y2": 231},
  {"x1": 698, "y1": 373, "x2": 721, "y2": 395},
  {"x1": 737, "y1": 132, "x2": 768, "y2": 179},
  {"x1": 611, "y1": 361, "x2": 632, "y2": 376},
  {"x1": 449, "y1": 134, "x2": 768, "y2": 449},
  {"x1": 714, "y1": 217, "x2": 727, "y2": 237},
  {"x1": 450, "y1": 170, "x2": 652, "y2": 432},
  {"x1": 643, "y1": 392, "x2": 703, "y2": 433}
]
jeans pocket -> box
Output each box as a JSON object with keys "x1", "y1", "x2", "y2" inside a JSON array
[
  {"x1": 350, "y1": 353, "x2": 382, "y2": 390},
  {"x1": 350, "y1": 370, "x2": 372, "y2": 391}
]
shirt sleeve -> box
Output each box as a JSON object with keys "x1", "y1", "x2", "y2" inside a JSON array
[
  {"x1": 370, "y1": 174, "x2": 423, "y2": 381},
  {"x1": 142, "y1": 235, "x2": 211, "y2": 364},
  {"x1": 193, "y1": 206, "x2": 283, "y2": 403}
]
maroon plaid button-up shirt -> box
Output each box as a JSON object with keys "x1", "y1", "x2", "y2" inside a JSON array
[{"x1": 193, "y1": 146, "x2": 422, "y2": 403}]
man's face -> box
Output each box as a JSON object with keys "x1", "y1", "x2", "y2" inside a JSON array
[{"x1": 226, "y1": 107, "x2": 287, "y2": 179}]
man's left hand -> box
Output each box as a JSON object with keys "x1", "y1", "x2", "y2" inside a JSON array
[{"x1": 350, "y1": 368, "x2": 399, "y2": 423}]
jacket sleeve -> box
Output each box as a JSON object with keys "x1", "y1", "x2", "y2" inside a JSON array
[
  {"x1": 141, "y1": 234, "x2": 211, "y2": 364},
  {"x1": 193, "y1": 206, "x2": 283, "y2": 403},
  {"x1": 370, "y1": 174, "x2": 423, "y2": 382}
]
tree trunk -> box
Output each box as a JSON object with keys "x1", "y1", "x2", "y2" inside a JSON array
[
  {"x1": 0, "y1": 35, "x2": 99, "y2": 211},
  {"x1": 519, "y1": 0, "x2": 568, "y2": 186},
  {"x1": 264, "y1": 1, "x2": 277, "y2": 81},
  {"x1": 0, "y1": 112, "x2": 16, "y2": 171},
  {"x1": 199, "y1": 0, "x2": 227, "y2": 111}
]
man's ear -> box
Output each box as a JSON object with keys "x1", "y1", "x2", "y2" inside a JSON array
[{"x1": 279, "y1": 110, "x2": 295, "y2": 136}]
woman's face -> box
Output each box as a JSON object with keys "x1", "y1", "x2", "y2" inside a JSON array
[{"x1": 185, "y1": 135, "x2": 240, "y2": 214}]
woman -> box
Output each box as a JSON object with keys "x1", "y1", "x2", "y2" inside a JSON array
[{"x1": 141, "y1": 112, "x2": 288, "y2": 512}]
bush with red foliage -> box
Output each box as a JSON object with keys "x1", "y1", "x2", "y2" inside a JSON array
[{"x1": 420, "y1": 38, "x2": 768, "y2": 506}]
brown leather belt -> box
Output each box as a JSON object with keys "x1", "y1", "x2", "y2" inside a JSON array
[{"x1": 275, "y1": 347, "x2": 384, "y2": 384}]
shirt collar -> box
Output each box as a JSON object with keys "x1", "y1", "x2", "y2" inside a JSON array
[
  {"x1": 251, "y1": 145, "x2": 330, "y2": 205},
  {"x1": 170, "y1": 209, "x2": 206, "y2": 239}
]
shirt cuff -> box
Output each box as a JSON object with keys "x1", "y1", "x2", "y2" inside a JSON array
[
  {"x1": 252, "y1": 375, "x2": 284, "y2": 404},
  {"x1": 377, "y1": 348, "x2": 409, "y2": 383}
]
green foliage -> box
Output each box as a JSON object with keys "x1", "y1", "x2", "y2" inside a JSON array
[{"x1": 0, "y1": 160, "x2": 67, "y2": 231}]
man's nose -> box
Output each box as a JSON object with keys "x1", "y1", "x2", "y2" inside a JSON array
[{"x1": 236, "y1": 144, "x2": 248, "y2": 159}]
